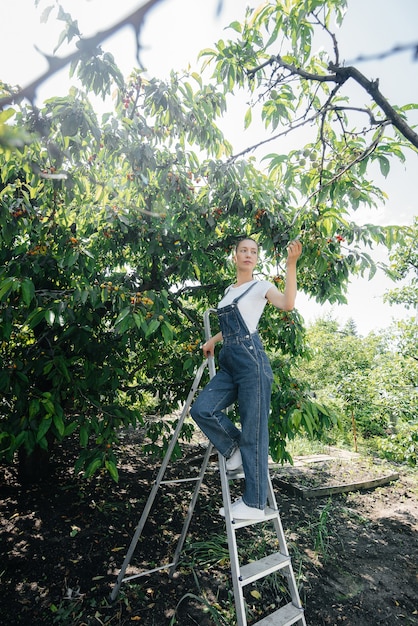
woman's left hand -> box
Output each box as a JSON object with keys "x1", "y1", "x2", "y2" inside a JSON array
[{"x1": 286, "y1": 240, "x2": 302, "y2": 263}]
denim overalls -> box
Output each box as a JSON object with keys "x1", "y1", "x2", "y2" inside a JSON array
[{"x1": 190, "y1": 281, "x2": 273, "y2": 510}]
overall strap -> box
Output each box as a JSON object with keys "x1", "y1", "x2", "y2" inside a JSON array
[{"x1": 232, "y1": 280, "x2": 257, "y2": 304}]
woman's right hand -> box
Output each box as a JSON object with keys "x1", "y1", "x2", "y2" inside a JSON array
[{"x1": 202, "y1": 337, "x2": 216, "y2": 358}]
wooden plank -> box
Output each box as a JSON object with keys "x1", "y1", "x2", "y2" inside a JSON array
[{"x1": 275, "y1": 473, "x2": 399, "y2": 499}]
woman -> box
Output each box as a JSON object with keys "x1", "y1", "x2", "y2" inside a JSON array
[{"x1": 190, "y1": 237, "x2": 302, "y2": 520}]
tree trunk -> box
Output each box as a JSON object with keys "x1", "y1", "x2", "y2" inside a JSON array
[{"x1": 17, "y1": 446, "x2": 52, "y2": 485}]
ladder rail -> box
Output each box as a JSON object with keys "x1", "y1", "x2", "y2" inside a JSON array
[
  {"x1": 168, "y1": 308, "x2": 218, "y2": 576},
  {"x1": 110, "y1": 309, "x2": 217, "y2": 600},
  {"x1": 219, "y1": 453, "x2": 248, "y2": 626},
  {"x1": 110, "y1": 358, "x2": 208, "y2": 601},
  {"x1": 222, "y1": 466, "x2": 306, "y2": 625},
  {"x1": 168, "y1": 441, "x2": 214, "y2": 576},
  {"x1": 203, "y1": 307, "x2": 217, "y2": 379},
  {"x1": 267, "y1": 474, "x2": 289, "y2": 556}
]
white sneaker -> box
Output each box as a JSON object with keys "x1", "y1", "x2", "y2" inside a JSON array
[
  {"x1": 226, "y1": 448, "x2": 242, "y2": 471},
  {"x1": 219, "y1": 497, "x2": 243, "y2": 517},
  {"x1": 219, "y1": 497, "x2": 267, "y2": 520}
]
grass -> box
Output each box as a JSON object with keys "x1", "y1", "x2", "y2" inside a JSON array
[
  {"x1": 312, "y1": 499, "x2": 333, "y2": 556},
  {"x1": 284, "y1": 432, "x2": 358, "y2": 459},
  {"x1": 285, "y1": 436, "x2": 332, "y2": 458},
  {"x1": 184, "y1": 538, "x2": 230, "y2": 567}
]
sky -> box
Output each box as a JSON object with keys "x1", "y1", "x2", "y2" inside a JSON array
[{"x1": 1, "y1": 0, "x2": 417, "y2": 335}]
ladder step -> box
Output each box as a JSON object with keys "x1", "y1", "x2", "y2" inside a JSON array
[
  {"x1": 239, "y1": 552, "x2": 291, "y2": 586},
  {"x1": 252, "y1": 602, "x2": 305, "y2": 626},
  {"x1": 232, "y1": 506, "x2": 279, "y2": 529},
  {"x1": 122, "y1": 561, "x2": 175, "y2": 583},
  {"x1": 160, "y1": 477, "x2": 200, "y2": 485},
  {"x1": 226, "y1": 468, "x2": 245, "y2": 478}
]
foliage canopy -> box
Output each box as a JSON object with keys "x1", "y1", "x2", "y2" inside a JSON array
[{"x1": 0, "y1": 0, "x2": 416, "y2": 481}]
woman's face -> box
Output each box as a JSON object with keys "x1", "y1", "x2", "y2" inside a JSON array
[{"x1": 234, "y1": 239, "x2": 258, "y2": 272}]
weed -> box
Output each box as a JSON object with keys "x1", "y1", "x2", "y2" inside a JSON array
[
  {"x1": 311, "y1": 498, "x2": 333, "y2": 559},
  {"x1": 286, "y1": 435, "x2": 332, "y2": 457},
  {"x1": 184, "y1": 538, "x2": 230, "y2": 567},
  {"x1": 168, "y1": 592, "x2": 229, "y2": 625},
  {"x1": 168, "y1": 570, "x2": 230, "y2": 625},
  {"x1": 340, "y1": 506, "x2": 370, "y2": 527},
  {"x1": 50, "y1": 599, "x2": 84, "y2": 625}
]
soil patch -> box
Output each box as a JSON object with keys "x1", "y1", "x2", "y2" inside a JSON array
[{"x1": 0, "y1": 429, "x2": 417, "y2": 625}]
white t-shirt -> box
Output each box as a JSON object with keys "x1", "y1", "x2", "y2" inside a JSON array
[{"x1": 218, "y1": 280, "x2": 273, "y2": 333}]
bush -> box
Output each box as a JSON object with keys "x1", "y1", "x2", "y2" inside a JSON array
[{"x1": 374, "y1": 422, "x2": 418, "y2": 467}]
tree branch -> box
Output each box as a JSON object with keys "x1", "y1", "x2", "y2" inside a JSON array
[
  {"x1": 0, "y1": 0, "x2": 164, "y2": 109},
  {"x1": 248, "y1": 54, "x2": 418, "y2": 151},
  {"x1": 329, "y1": 63, "x2": 418, "y2": 149},
  {"x1": 247, "y1": 54, "x2": 342, "y2": 83},
  {"x1": 229, "y1": 108, "x2": 323, "y2": 161},
  {"x1": 302, "y1": 123, "x2": 388, "y2": 209}
]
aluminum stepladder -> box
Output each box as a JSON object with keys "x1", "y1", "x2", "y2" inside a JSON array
[{"x1": 110, "y1": 309, "x2": 306, "y2": 626}]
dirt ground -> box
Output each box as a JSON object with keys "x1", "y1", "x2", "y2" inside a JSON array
[{"x1": 0, "y1": 428, "x2": 417, "y2": 626}]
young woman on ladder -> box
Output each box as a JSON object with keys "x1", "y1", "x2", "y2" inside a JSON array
[{"x1": 190, "y1": 237, "x2": 302, "y2": 520}]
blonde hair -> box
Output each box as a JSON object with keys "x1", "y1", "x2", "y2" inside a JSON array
[{"x1": 235, "y1": 237, "x2": 259, "y2": 252}]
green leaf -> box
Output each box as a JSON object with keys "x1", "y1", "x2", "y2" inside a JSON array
[
  {"x1": 114, "y1": 306, "x2": 131, "y2": 328},
  {"x1": 244, "y1": 107, "x2": 252, "y2": 129},
  {"x1": 41, "y1": 397, "x2": 55, "y2": 414},
  {"x1": 12, "y1": 432, "x2": 27, "y2": 454},
  {"x1": 26, "y1": 307, "x2": 45, "y2": 329},
  {"x1": 0, "y1": 108, "x2": 15, "y2": 123},
  {"x1": 40, "y1": 5, "x2": 54, "y2": 23},
  {"x1": 29, "y1": 399, "x2": 40, "y2": 419},
  {"x1": 161, "y1": 321, "x2": 173, "y2": 343},
  {"x1": 61, "y1": 111, "x2": 79, "y2": 136},
  {"x1": 291, "y1": 408, "x2": 302, "y2": 429},
  {"x1": 84, "y1": 457, "x2": 102, "y2": 478},
  {"x1": 0, "y1": 277, "x2": 15, "y2": 301},
  {"x1": 80, "y1": 425, "x2": 89, "y2": 448},
  {"x1": 64, "y1": 421, "x2": 78, "y2": 436},
  {"x1": 302, "y1": 411, "x2": 314, "y2": 437},
  {"x1": 38, "y1": 436, "x2": 48, "y2": 450},
  {"x1": 36, "y1": 418, "x2": 52, "y2": 442},
  {"x1": 45, "y1": 309, "x2": 55, "y2": 326},
  {"x1": 53, "y1": 412, "x2": 65, "y2": 437},
  {"x1": 378, "y1": 155, "x2": 390, "y2": 178},
  {"x1": 55, "y1": 357, "x2": 71, "y2": 382},
  {"x1": 228, "y1": 20, "x2": 242, "y2": 33},
  {"x1": 105, "y1": 460, "x2": 119, "y2": 482},
  {"x1": 133, "y1": 312, "x2": 144, "y2": 329},
  {"x1": 145, "y1": 318, "x2": 160, "y2": 339},
  {"x1": 21, "y1": 278, "x2": 35, "y2": 306}
]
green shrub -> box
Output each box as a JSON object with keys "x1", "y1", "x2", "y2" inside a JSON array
[{"x1": 374, "y1": 423, "x2": 418, "y2": 467}]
